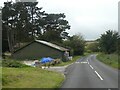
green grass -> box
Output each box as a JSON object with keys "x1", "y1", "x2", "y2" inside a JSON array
[
  {"x1": 97, "y1": 53, "x2": 119, "y2": 69},
  {"x1": 0, "y1": 67, "x2": 2, "y2": 89},
  {"x1": 2, "y1": 67, "x2": 64, "y2": 88},
  {"x1": 0, "y1": 60, "x2": 2, "y2": 89},
  {"x1": 2, "y1": 59, "x2": 30, "y2": 68}
]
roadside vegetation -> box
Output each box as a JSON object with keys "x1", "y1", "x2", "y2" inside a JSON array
[
  {"x1": 92, "y1": 30, "x2": 119, "y2": 69},
  {"x1": 2, "y1": 67, "x2": 64, "y2": 88},
  {"x1": 96, "y1": 30, "x2": 119, "y2": 69},
  {"x1": 2, "y1": 59, "x2": 30, "y2": 68},
  {"x1": 98, "y1": 30, "x2": 119, "y2": 54},
  {"x1": 0, "y1": 64, "x2": 1, "y2": 89},
  {"x1": 97, "y1": 53, "x2": 119, "y2": 69},
  {"x1": 2, "y1": 60, "x2": 64, "y2": 88}
]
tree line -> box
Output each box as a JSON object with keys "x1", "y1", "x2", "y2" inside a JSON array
[
  {"x1": 2, "y1": 1, "x2": 85, "y2": 56},
  {"x1": 2, "y1": 1, "x2": 70, "y2": 53}
]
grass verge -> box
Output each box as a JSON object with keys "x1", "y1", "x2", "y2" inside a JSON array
[
  {"x1": 0, "y1": 67, "x2": 2, "y2": 89},
  {"x1": 2, "y1": 67, "x2": 64, "y2": 88},
  {"x1": 97, "y1": 53, "x2": 119, "y2": 69}
]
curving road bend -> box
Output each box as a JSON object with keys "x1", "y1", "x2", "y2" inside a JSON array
[{"x1": 61, "y1": 54, "x2": 118, "y2": 89}]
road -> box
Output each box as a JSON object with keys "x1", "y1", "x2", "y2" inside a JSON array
[{"x1": 61, "y1": 54, "x2": 118, "y2": 89}]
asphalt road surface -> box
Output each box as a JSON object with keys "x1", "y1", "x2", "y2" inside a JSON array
[{"x1": 61, "y1": 54, "x2": 119, "y2": 89}]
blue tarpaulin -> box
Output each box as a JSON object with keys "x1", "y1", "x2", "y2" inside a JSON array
[{"x1": 40, "y1": 57, "x2": 54, "y2": 64}]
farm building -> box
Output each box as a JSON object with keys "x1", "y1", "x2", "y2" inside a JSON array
[{"x1": 12, "y1": 40, "x2": 69, "y2": 61}]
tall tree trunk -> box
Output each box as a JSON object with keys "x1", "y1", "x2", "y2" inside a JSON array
[{"x1": 7, "y1": 27, "x2": 12, "y2": 53}]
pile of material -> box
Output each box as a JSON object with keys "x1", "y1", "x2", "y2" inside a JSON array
[
  {"x1": 23, "y1": 57, "x2": 61, "y2": 68},
  {"x1": 40, "y1": 57, "x2": 54, "y2": 64}
]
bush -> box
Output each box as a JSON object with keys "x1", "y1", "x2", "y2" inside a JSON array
[{"x1": 2, "y1": 59, "x2": 29, "y2": 68}]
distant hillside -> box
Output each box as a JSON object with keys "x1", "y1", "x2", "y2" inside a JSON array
[{"x1": 85, "y1": 40, "x2": 97, "y2": 45}]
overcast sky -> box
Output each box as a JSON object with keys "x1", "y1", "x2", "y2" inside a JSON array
[{"x1": 0, "y1": 0, "x2": 119, "y2": 40}]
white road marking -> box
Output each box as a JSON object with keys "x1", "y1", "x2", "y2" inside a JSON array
[
  {"x1": 87, "y1": 61, "x2": 89, "y2": 64},
  {"x1": 81, "y1": 62, "x2": 88, "y2": 64},
  {"x1": 90, "y1": 65, "x2": 94, "y2": 69},
  {"x1": 87, "y1": 59, "x2": 88, "y2": 62},
  {"x1": 95, "y1": 71, "x2": 103, "y2": 80},
  {"x1": 75, "y1": 62, "x2": 80, "y2": 64}
]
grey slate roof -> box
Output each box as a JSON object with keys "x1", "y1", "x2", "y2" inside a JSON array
[
  {"x1": 13, "y1": 40, "x2": 69, "y2": 53},
  {"x1": 35, "y1": 40, "x2": 68, "y2": 51}
]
